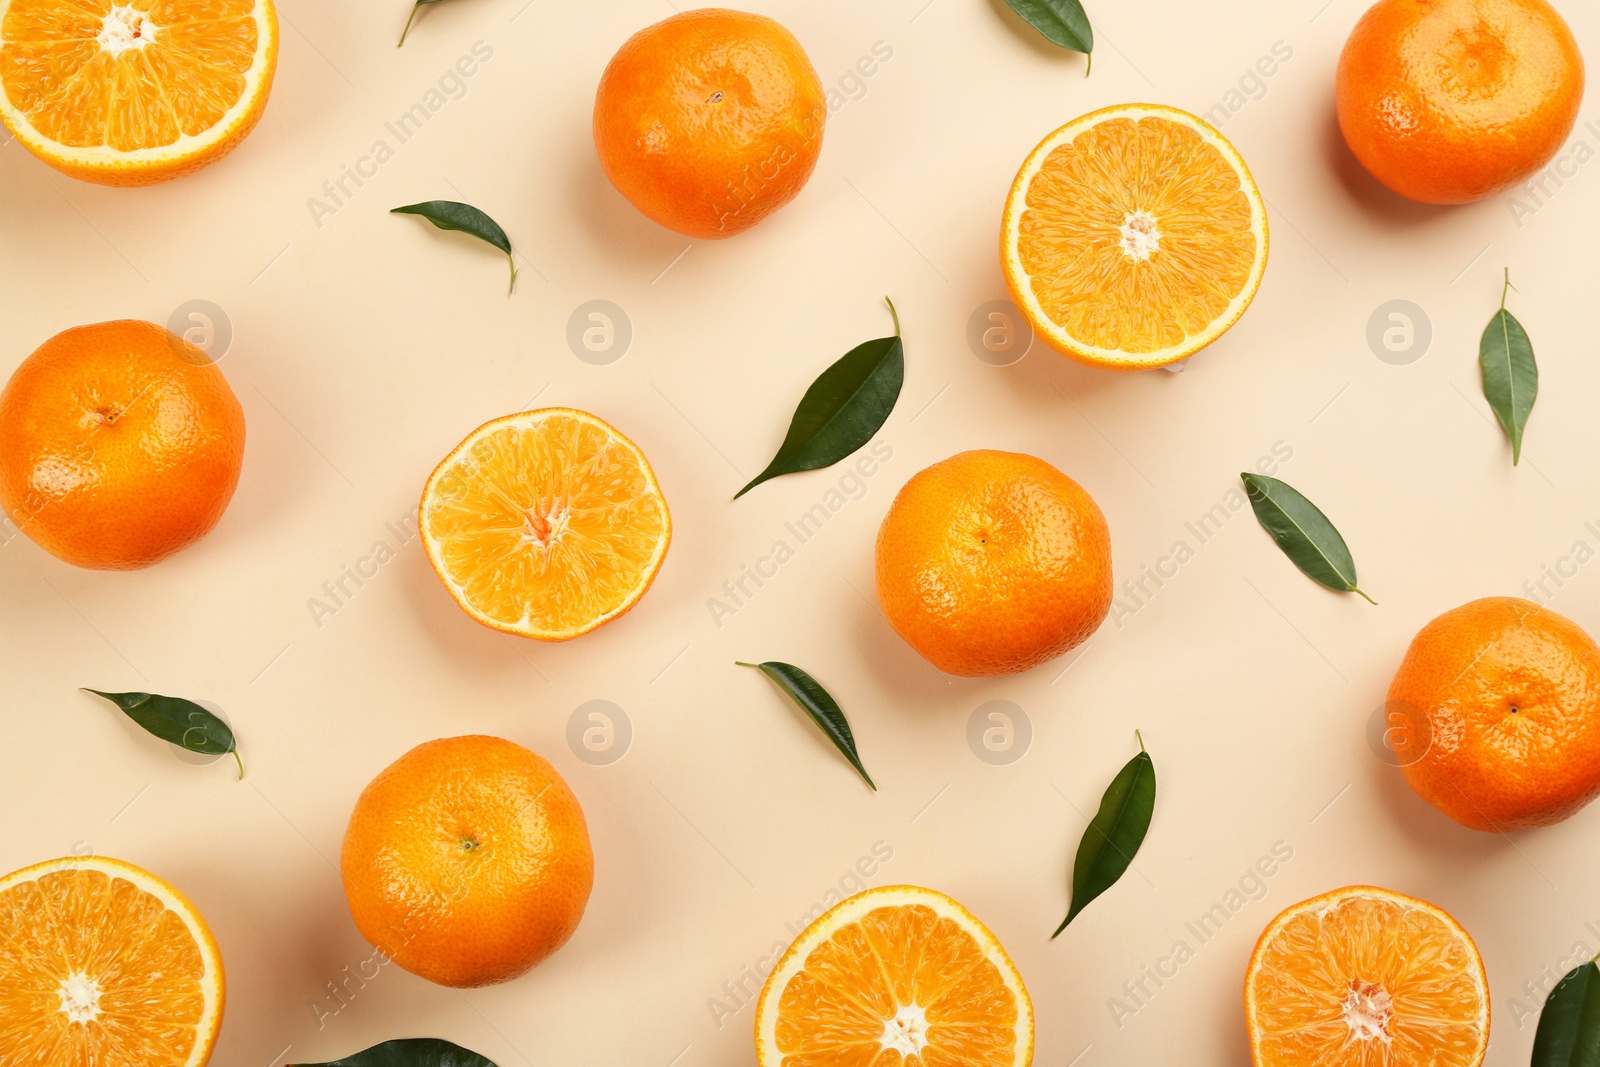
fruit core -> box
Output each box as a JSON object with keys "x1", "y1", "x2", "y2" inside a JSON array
[
  {"x1": 524, "y1": 505, "x2": 571, "y2": 548},
  {"x1": 99, "y1": 6, "x2": 158, "y2": 55},
  {"x1": 1119, "y1": 211, "x2": 1161, "y2": 261},
  {"x1": 58, "y1": 972, "x2": 102, "y2": 1024},
  {"x1": 880, "y1": 1004, "x2": 931, "y2": 1055},
  {"x1": 1342, "y1": 979, "x2": 1393, "y2": 1042}
]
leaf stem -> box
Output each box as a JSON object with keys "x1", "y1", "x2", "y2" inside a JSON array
[
  {"x1": 507, "y1": 254, "x2": 518, "y2": 296},
  {"x1": 398, "y1": 3, "x2": 421, "y2": 47},
  {"x1": 1501, "y1": 267, "x2": 1516, "y2": 311},
  {"x1": 1085, "y1": 51, "x2": 1093, "y2": 77},
  {"x1": 734, "y1": 661, "x2": 760, "y2": 669},
  {"x1": 884, "y1": 296, "x2": 900, "y2": 338},
  {"x1": 1135, "y1": 728, "x2": 1145, "y2": 753},
  {"x1": 231, "y1": 748, "x2": 245, "y2": 780},
  {"x1": 1351, "y1": 585, "x2": 1378, "y2": 606}
]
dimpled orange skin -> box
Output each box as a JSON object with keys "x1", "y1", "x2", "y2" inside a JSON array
[
  {"x1": 340, "y1": 735, "x2": 595, "y2": 989},
  {"x1": 0, "y1": 320, "x2": 245, "y2": 570},
  {"x1": 1389, "y1": 597, "x2": 1600, "y2": 831},
  {"x1": 1336, "y1": 0, "x2": 1584, "y2": 204},
  {"x1": 875, "y1": 450, "x2": 1112, "y2": 678},
  {"x1": 593, "y1": 8, "x2": 826, "y2": 240}
]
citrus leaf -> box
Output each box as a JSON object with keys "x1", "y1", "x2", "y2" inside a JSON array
[
  {"x1": 1054, "y1": 733, "x2": 1154, "y2": 936},
  {"x1": 1479, "y1": 268, "x2": 1538, "y2": 466},
  {"x1": 1001, "y1": 0, "x2": 1094, "y2": 59},
  {"x1": 292, "y1": 1038, "x2": 498, "y2": 1067},
  {"x1": 738, "y1": 661, "x2": 876, "y2": 791},
  {"x1": 398, "y1": 0, "x2": 452, "y2": 47},
  {"x1": 392, "y1": 201, "x2": 517, "y2": 294},
  {"x1": 83, "y1": 689, "x2": 243, "y2": 779},
  {"x1": 1241, "y1": 473, "x2": 1376, "y2": 605},
  {"x1": 1533, "y1": 960, "x2": 1600, "y2": 1067},
  {"x1": 736, "y1": 298, "x2": 903, "y2": 499}
]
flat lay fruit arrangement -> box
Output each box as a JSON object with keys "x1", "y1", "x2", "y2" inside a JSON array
[{"x1": 0, "y1": 0, "x2": 1594, "y2": 1064}]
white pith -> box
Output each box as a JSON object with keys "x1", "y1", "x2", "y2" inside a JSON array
[
  {"x1": 1118, "y1": 210, "x2": 1161, "y2": 261},
  {"x1": 880, "y1": 1004, "x2": 931, "y2": 1055},
  {"x1": 97, "y1": 5, "x2": 156, "y2": 55},
  {"x1": 1342, "y1": 979, "x2": 1394, "y2": 1043},
  {"x1": 58, "y1": 972, "x2": 102, "y2": 1024}
]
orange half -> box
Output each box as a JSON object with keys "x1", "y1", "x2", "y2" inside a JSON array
[
  {"x1": 1001, "y1": 103, "x2": 1268, "y2": 369},
  {"x1": 0, "y1": 856, "x2": 225, "y2": 1067},
  {"x1": 1244, "y1": 886, "x2": 1489, "y2": 1067},
  {"x1": 0, "y1": 0, "x2": 278, "y2": 185},
  {"x1": 755, "y1": 885, "x2": 1034, "y2": 1067},
  {"x1": 420, "y1": 407, "x2": 672, "y2": 642}
]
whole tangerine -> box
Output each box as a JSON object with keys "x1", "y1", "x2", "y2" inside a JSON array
[
  {"x1": 340, "y1": 735, "x2": 594, "y2": 988},
  {"x1": 875, "y1": 450, "x2": 1113, "y2": 677},
  {"x1": 0, "y1": 320, "x2": 245, "y2": 570},
  {"x1": 1388, "y1": 597, "x2": 1600, "y2": 831},
  {"x1": 593, "y1": 8, "x2": 826, "y2": 240},
  {"x1": 1336, "y1": 0, "x2": 1585, "y2": 204}
]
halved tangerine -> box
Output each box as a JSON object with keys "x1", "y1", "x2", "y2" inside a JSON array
[
  {"x1": 420, "y1": 407, "x2": 672, "y2": 642},
  {"x1": 0, "y1": 855, "x2": 225, "y2": 1067},
  {"x1": 1244, "y1": 885, "x2": 1489, "y2": 1067},
  {"x1": 755, "y1": 885, "x2": 1034, "y2": 1067}
]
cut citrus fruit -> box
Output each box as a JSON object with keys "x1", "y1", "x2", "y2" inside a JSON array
[
  {"x1": 420, "y1": 407, "x2": 672, "y2": 642},
  {"x1": 0, "y1": 0, "x2": 278, "y2": 186},
  {"x1": 0, "y1": 855, "x2": 225, "y2": 1067},
  {"x1": 1001, "y1": 103, "x2": 1268, "y2": 370},
  {"x1": 755, "y1": 885, "x2": 1034, "y2": 1067},
  {"x1": 1244, "y1": 886, "x2": 1489, "y2": 1067}
]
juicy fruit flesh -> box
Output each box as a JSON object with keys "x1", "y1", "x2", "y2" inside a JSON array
[
  {"x1": 1249, "y1": 893, "x2": 1486, "y2": 1066},
  {"x1": 0, "y1": 868, "x2": 209, "y2": 1065},
  {"x1": 0, "y1": 0, "x2": 259, "y2": 151},
  {"x1": 1017, "y1": 116, "x2": 1258, "y2": 354},
  {"x1": 424, "y1": 414, "x2": 668, "y2": 635},
  {"x1": 774, "y1": 903, "x2": 1021, "y2": 1066}
]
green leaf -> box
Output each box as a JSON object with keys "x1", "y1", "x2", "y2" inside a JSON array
[
  {"x1": 1054, "y1": 732, "x2": 1154, "y2": 937},
  {"x1": 398, "y1": 0, "x2": 452, "y2": 47},
  {"x1": 737, "y1": 661, "x2": 876, "y2": 791},
  {"x1": 391, "y1": 201, "x2": 517, "y2": 294},
  {"x1": 1001, "y1": 0, "x2": 1094, "y2": 65},
  {"x1": 1241, "y1": 473, "x2": 1376, "y2": 605},
  {"x1": 735, "y1": 298, "x2": 904, "y2": 499},
  {"x1": 1479, "y1": 268, "x2": 1538, "y2": 466},
  {"x1": 292, "y1": 1038, "x2": 498, "y2": 1067},
  {"x1": 1532, "y1": 960, "x2": 1600, "y2": 1067},
  {"x1": 83, "y1": 689, "x2": 243, "y2": 779}
]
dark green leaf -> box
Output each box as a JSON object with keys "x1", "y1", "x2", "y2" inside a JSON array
[
  {"x1": 1241, "y1": 473, "x2": 1376, "y2": 605},
  {"x1": 292, "y1": 1038, "x2": 498, "y2": 1067},
  {"x1": 398, "y1": 0, "x2": 452, "y2": 47},
  {"x1": 1532, "y1": 960, "x2": 1600, "y2": 1067},
  {"x1": 736, "y1": 298, "x2": 904, "y2": 499},
  {"x1": 391, "y1": 201, "x2": 517, "y2": 293},
  {"x1": 1001, "y1": 0, "x2": 1094, "y2": 61},
  {"x1": 1479, "y1": 268, "x2": 1538, "y2": 466},
  {"x1": 737, "y1": 661, "x2": 875, "y2": 791},
  {"x1": 1054, "y1": 733, "x2": 1155, "y2": 936},
  {"x1": 83, "y1": 689, "x2": 243, "y2": 779}
]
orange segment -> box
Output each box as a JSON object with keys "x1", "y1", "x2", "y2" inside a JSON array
[
  {"x1": 0, "y1": 856, "x2": 225, "y2": 1067},
  {"x1": 1001, "y1": 103, "x2": 1268, "y2": 369},
  {"x1": 1244, "y1": 886, "x2": 1489, "y2": 1067},
  {"x1": 0, "y1": 0, "x2": 277, "y2": 185},
  {"x1": 755, "y1": 886, "x2": 1033, "y2": 1067},
  {"x1": 420, "y1": 408, "x2": 672, "y2": 642}
]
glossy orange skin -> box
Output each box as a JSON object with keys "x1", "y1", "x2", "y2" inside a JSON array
[
  {"x1": 593, "y1": 8, "x2": 826, "y2": 239},
  {"x1": 0, "y1": 320, "x2": 245, "y2": 570},
  {"x1": 340, "y1": 735, "x2": 594, "y2": 988},
  {"x1": 875, "y1": 450, "x2": 1112, "y2": 678},
  {"x1": 1389, "y1": 597, "x2": 1600, "y2": 831},
  {"x1": 1336, "y1": 0, "x2": 1585, "y2": 204}
]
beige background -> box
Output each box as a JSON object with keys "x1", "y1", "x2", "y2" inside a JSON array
[{"x1": 3, "y1": 0, "x2": 1599, "y2": 1063}]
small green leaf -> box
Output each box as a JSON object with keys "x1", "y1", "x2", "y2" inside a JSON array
[
  {"x1": 1532, "y1": 960, "x2": 1600, "y2": 1067},
  {"x1": 1001, "y1": 0, "x2": 1094, "y2": 68},
  {"x1": 292, "y1": 1038, "x2": 499, "y2": 1067},
  {"x1": 398, "y1": 0, "x2": 452, "y2": 47},
  {"x1": 1479, "y1": 268, "x2": 1538, "y2": 466},
  {"x1": 1241, "y1": 473, "x2": 1376, "y2": 605},
  {"x1": 737, "y1": 661, "x2": 876, "y2": 791},
  {"x1": 736, "y1": 298, "x2": 904, "y2": 499},
  {"x1": 392, "y1": 201, "x2": 517, "y2": 294},
  {"x1": 83, "y1": 689, "x2": 243, "y2": 779},
  {"x1": 1054, "y1": 732, "x2": 1154, "y2": 937}
]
